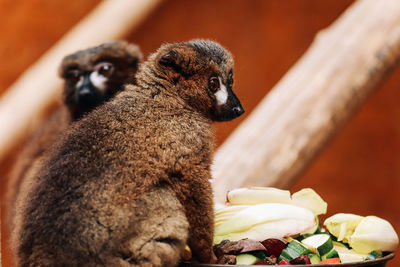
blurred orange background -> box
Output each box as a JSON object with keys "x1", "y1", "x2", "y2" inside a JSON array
[{"x1": 1, "y1": 0, "x2": 399, "y2": 266}]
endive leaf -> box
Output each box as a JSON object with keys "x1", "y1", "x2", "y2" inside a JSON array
[
  {"x1": 291, "y1": 188, "x2": 327, "y2": 216},
  {"x1": 214, "y1": 203, "x2": 316, "y2": 243},
  {"x1": 227, "y1": 187, "x2": 292, "y2": 205}
]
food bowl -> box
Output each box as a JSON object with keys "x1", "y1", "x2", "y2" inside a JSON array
[{"x1": 180, "y1": 253, "x2": 394, "y2": 267}]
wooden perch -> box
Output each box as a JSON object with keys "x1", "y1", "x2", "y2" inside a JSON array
[
  {"x1": 212, "y1": 0, "x2": 400, "y2": 202},
  {"x1": 0, "y1": 0, "x2": 161, "y2": 162}
]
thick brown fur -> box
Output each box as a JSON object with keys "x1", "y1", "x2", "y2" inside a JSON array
[
  {"x1": 6, "y1": 41, "x2": 142, "y2": 239},
  {"x1": 12, "y1": 40, "x2": 243, "y2": 267}
]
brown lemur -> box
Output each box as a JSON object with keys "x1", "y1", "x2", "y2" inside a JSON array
[
  {"x1": 6, "y1": 41, "x2": 142, "y2": 233},
  {"x1": 12, "y1": 40, "x2": 244, "y2": 266}
]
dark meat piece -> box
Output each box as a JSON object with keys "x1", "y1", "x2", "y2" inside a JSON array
[
  {"x1": 213, "y1": 240, "x2": 243, "y2": 258},
  {"x1": 216, "y1": 254, "x2": 237, "y2": 265},
  {"x1": 240, "y1": 239, "x2": 268, "y2": 254}
]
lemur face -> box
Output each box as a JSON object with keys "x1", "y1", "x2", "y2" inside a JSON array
[
  {"x1": 156, "y1": 40, "x2": 244, "y2": 122},
  {"x1": 206, "y1": 68, "x2": 244, "y2": 122},
  {"x1": 64, "y1": 61, "x2": 114, "y2": 108},
  {"x1": 65, "y1": 62, "x2": 115, "y2": 108},
  {"x1": 60, "y1": 41, "x2": 142, "y2": 119}
]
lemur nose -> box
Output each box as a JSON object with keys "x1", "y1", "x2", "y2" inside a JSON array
[
  {"x1": 232, "y1": 106, "x2": 244, "y2": 116},
  {"x1": 78, "y1": 87, "x2": 92, "y2": 97}
]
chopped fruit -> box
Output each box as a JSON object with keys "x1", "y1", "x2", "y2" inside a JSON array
[
  {"x1": 261, "y1": 238, "x2": 288, "y2": 258},
  {"x1": 332, "y1": 241, "x2": 349, "y2": 249},
  {"x1": 319, "y1": 258, "x2": 341, "y2": 264},
  {"x1": 333, "y1": 244, "x2": 367, "y2": 263},
  {"x1": 324, "y1": 213, "x2": 363, "y2": 243},
  {"x1": 321, "y1": 249, "x2": 339, "y2": 261},
  {"x1": 254, "y1": 256, "x2": 277, "y2": 265},
  {"x1": 365, "y1": 250, "x2": 383, "y2": 261},
  {"x1": 308, "y1": 254, "x2": 321, "y2": 264},
  {"x1": 301, "y1": 234, "x2": 333, "y2": 256},
  {"x1": 278, "y1": 240, "x2": 310, "y2": 262},
  {"x1": 290, "y1": 255, "x2": 311, "y2": 264},
  {"x1": 349, "y1": 216, "x2": 399, "y2": 254},
  {"x1": 291, "y1": 188, "x2": 327, "y2": 216},
  {"x1": 278, "y1": 259, "x2": 290, "y2": 265},
  {"x1": 210, "y1": 187, "x2": 399, "y2": 265},
  {"x1": 236, "y1": 254, "x2": 261, "y2": 265}
]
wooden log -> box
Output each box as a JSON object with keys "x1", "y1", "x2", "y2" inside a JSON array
[
  {"x1": 212, "y1": 0, "x2": 400, "y2": 202},
  {"x1": 0, "y1": 0, "x2": 161, "y2": 162}
]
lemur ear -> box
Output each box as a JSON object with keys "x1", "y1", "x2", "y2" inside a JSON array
[
  {"x1": 159, "y1": 49, "x2": 180, "y2": 68},
  {"x1": 125, "y1": 44, "x2": 142, "y2": 67}
]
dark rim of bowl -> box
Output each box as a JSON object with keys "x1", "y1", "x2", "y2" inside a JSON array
[{"x1": 180, "y1": 252, "x2": 394, "y2": 267}]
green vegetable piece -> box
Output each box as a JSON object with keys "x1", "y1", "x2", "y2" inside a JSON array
[
  {"x1": 308, "y1": 254, "x2": 321, "y2": 264},
  {"x1": 236, "y1": 254, "x2": 261, "y2": 265},
  {"x1": 321, "y1": 249, "x2": 339, "y2": 260},
  {"x1": 365, "y1": 250, "x2": 382, "y2": 261},
  {"x1": 302, "y1": 234, "x2": 333, "y2": 256},
  {"x1": 332, "y1": 240, "x2": 350, "y2": 249},
  {"x1": 278, "y1": 240, "x2": 310, "y2": 262},
  {"x1": 250, "y1": 251, "x2": 267, "y2": 260}
]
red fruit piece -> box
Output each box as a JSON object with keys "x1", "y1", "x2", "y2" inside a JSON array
[
  {"x1": 255, "y1": 255, "x2": 277, "y2": 265},
  {"x1": 261, "y1": 238, "x2": 289, "y2": 258},
  {"x1": 290, "y1": 255, "x2": 311, "y2": 265},
  {"x1": 278, "y1": 258, "x2": 291, "y2": 265}
]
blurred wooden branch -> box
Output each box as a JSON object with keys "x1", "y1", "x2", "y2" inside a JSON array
[
  {"x1": 0, "y1": 0, "x2": 161, "y2": 162},
  {"x1": 212, "y1": 0, "x2": 400, "y2": 202}
]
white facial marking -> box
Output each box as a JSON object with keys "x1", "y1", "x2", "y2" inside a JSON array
[
  {"x1": 214, "y1": 76, "x2": 228, "y2": 105},
  {"x1": 75, "y1": 76, "x2": 84, "y2": 89},
  {"x1": 90, "y1": 71, "x2": 108, "y2": 92}
]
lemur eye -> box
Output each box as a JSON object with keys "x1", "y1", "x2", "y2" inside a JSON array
[
  {"x1": 96, "y1": 62, "x2": 114, "y2": 77},
  {"x1": 66, "y1": 69, "x2": 80, "y2": 84},
  {"x1": 228, "y1": 72, "x2": 234, "y2": 86},
  {"x1": 209, "y1": 76, "x2": 220, "y2": 93}
]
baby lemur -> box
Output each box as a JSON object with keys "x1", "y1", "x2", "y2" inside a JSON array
[
  {"x1": 13, "y1": 40, "x2": 244, "y2": 267},
  {"x1": 7, "y1": 41, "x2": 141, "y2": 229}
]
